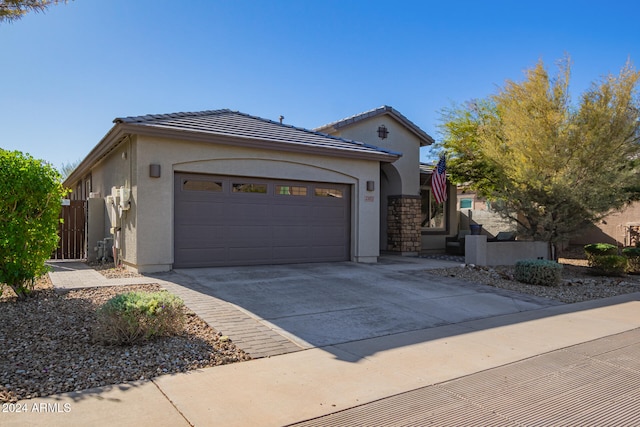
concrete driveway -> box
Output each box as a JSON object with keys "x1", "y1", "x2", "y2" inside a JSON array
[{"x1": 158, "y1": 256, "x2": 561, "y2": 353}]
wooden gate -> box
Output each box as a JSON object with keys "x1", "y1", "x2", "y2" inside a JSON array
[{"x1": 52, "y1": 200, "x2": 86, "y2": 260}]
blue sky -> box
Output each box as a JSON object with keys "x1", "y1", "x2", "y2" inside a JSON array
[{"x1": 1, "y1": 0, "x2": 639, "y2": 170}]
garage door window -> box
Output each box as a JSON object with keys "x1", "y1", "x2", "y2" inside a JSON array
[
  {"x1": 232, "y1": 183, "x2": 267, "y2": 194},
  {"x1": 183, "y1": 179, "x2": 223, "y2": 192},
  {"x1": 276, "y1": 185, "x2": 307, "y2": 196},
  {"x1": 315, "y1": 188, "x2": 343, "y2": 198}
]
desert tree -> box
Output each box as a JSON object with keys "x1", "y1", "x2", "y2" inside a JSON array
[
  {"x1": 440, "y1": 57, "x2": 640, "y2": 255},
  {"x1": 59, "y1": 158, "x2": 81, "y2": 180},
  {"x1": 0, "y1": 0, "x2": 69, "y2": 23}
]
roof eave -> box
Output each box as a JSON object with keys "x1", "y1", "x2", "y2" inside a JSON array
[{"x1": 63, "y1": 124, "x2": 129, "y2": 188}]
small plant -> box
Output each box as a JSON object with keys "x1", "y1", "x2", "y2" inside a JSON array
[
  {"x1": 94, "y1": 291, "x2": 185, "y2": 345},
  {"x1": 514, "y1": 259, "x2": 563, "y2": 286},
  {"x1": 622, "y1": 247, "x2": 640, "y2": 274}
]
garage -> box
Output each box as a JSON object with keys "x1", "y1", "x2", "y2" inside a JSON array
[{"x1": 174, "y1": 172, "x2": 351, "y2": 268}]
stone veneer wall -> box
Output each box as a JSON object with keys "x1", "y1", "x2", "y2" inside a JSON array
[{"x1": 387, "y1": 195, "x2": 422, "y2": 253}]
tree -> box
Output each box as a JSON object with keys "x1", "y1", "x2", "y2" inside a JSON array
[
  {"x1": 59, "y1": 158, "x2": 81, "y2": 180},
  {"x1": 0, "y1": 0, "x2": 68, "y2": 23},
  {"x1": 0, "y1": 149, "x2": 68, "y2": 299},
  {"x1": 440, "y1": 58, "x2": 640, "y2": 253}
]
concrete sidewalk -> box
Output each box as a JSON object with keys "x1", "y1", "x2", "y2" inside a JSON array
[{"x1": 4, "y1": 260, "x2": 639, "y2": 426}]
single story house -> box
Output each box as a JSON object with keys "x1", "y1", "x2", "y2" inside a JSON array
[{"x1": 64, "y1": 106, "x2": 457, "y2": 273}]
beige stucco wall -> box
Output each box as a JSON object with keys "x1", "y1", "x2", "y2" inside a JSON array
[
  {"x1": 116, "y1": 135, "x2": 383, "y2": 272},
  {"x1": 465, "y1": 236, "x2": 549, "y2": 266},
  {"x1": 326, "y1": 115, "x2": 428, "y2": 253},
  {"x1": 83, "y1": 137, "x2": 138, "y2": 266},
  {"x1": 328, "y1": 116, "x2": 421, "y2": 197},
  {"x1": 570, "y1": 202, "x2": 640, "y2": 247}
]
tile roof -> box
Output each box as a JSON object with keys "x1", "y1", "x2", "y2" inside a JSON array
[
  {"x1": 63, "y1": 108, "x2": 403, "y2": 187},
  {"x1": 419, "y1": 162, "x2": 435, "y2": 174},
  {"x1": 315, "y1": 105, "x2": 435, "y2": 146},
  {"x1": 114, "y1": 109, "x2": 401, "y2": 159}
]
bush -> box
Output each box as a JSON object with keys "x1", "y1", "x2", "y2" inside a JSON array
[
  {"x1": 622, "y1": 247, "x2": 640, "y2": 274},
  {"x1": 94, "y1": 291, "x2": 185, "y2": 345},
  {"x1": 514, "y1": 259, "x2": 563, "y2": 286},
  {"x1": 584, "y1": 243, "x2": 626, "y2": 276},
  {"x1": 0, "y1": 150, "x2": 68, "y2": 299},
  {"x1": 589, "y1": 255, "x2": 627, "y2": 276},
  {"x1": 584, "y1": 243, "x2": 618, "y2": 257}
]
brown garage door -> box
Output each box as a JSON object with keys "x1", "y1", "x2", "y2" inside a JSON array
[{"x1": 174, "y1": 173, "x2": 351, "y2": 268}]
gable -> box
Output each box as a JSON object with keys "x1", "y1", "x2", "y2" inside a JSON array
[{"x1": 315, "y1": 106, "x2": 434, "y2": 147}]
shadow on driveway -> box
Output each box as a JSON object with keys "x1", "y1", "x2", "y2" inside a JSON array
[{"x1": 147, "y1": 257, "x2": 585, "y2": 361}]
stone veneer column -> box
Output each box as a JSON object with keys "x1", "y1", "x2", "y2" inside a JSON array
[{"x1": 387, "y1": 195, "x2": 422, "y2": 254}]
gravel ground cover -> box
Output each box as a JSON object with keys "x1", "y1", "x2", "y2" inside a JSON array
[
  {"x1": 88, "y1": 261, "x2": 143, "y2": 279},
  {"x1": 427, "y1": 257, "x2": 640, "y2": 303},
  {"x1": 0, "y1": 275, "x2": 250, "y2": 403}
]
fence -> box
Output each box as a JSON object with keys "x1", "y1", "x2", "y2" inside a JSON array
[{"x1": 52, "y1": 200, "x2": 86, "y2": 260}]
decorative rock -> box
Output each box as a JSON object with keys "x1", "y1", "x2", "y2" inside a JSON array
[
  {"x1": 428, "y1": 264, "x2": 640, "y2": 304},
  {"x1": 0, "y1": 279, "x2": 250, "y2": 403}
]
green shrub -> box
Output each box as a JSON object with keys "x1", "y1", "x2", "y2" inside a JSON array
[
  {"x1": 0, "y1": 150, "x2": 68, "y2": 299},
  {"x1": 622, "y1": 247, "x2": 640, "y2": 274},
  {"x1": 622, "y1": 247, "x2": 640, "y2": 257},
  {"x1": 584, "y1": 243, "x2": 618, "y2": 257},
  {"x1": 589, "y1": 254, "x2": 627, "y2": 276},
  {"x1": 584, "y1": 243, "x2": 626, "y2": 275},
  {"x1": 514, "y1": 259, "x2": 563, "y2": 286},
  {"x1": 94, "y1": 291, "x2": 185, "y2": 345}
]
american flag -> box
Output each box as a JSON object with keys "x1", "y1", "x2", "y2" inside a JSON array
[{"x1": 431, "y1": 155, "x2": 447, "y2": 204}]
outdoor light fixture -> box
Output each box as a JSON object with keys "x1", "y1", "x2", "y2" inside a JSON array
[
  {"x1": 149, "y1": 164, "x2": 161, "y2": 178},
  {"x1": 377, "y1": 125, "x2": 389, "y2": 139},
  {"x1": 367, "y1": 180, "x2": 375, "y2": 191}
]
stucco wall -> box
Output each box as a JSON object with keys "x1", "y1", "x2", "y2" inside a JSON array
[
  {"x1": 328, "y1": 116, "x2": 421, "y2": 197},
  {"x1": 570, "y1": 202, "x2": 640, "y2": 247},
  {"x1": 328, "y1": 115, "x2": 428, "y2": 255},
  {"x1": 84, "y1": 137, "x2": 138, "y2": 266},
  {"x1": 465, "y1": 235, "x2": 549, "y2": 266},
  {"x1": 459, "y1": 209, "x2": 517, "y2": 238},
  {"x1": 127, "y1": 135, "x2": 382, "y2": 272}
]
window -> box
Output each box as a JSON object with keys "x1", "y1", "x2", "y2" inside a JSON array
[
  {"x1": 421, "y1": 187, "x2": 447, "y2": 230},
  {"x1": 276, "y1": 185, "x2": 307, "y2": 196},
  {"x1": 459, "y1": 198, "x2": 473, "y2": 209},
  {"x1": 315, "y1": 188, "x2": 343, "y2": 198},
  {"x1": 232, "y1": 183, "x2": 267, "y2": 194},
  {"x1": 183, "y1": 180, "x2": 223, "y2": 192}
]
